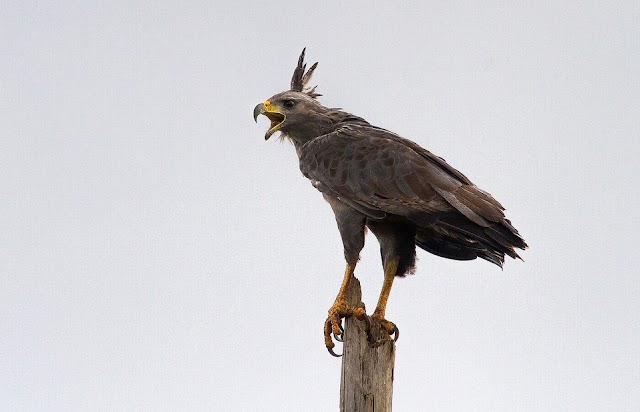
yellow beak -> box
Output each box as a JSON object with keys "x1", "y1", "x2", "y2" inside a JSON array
[{"x1": 253, "y1": 101, "x2": 286, "y2": 140}]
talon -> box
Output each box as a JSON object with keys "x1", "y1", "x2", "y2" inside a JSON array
[
  {"x1": 325, "y1": 316, "x2": 344, "y2": 356},
  {"x1": 330, "y1": 317, "x2": 342, "y2": 336},
  {"x1": 324, "y1": 301, "x2": 371, "y2": 356},
  {"x1": 334, "y1": 323, "x2": 344, "y2": 341},
  {"x1": 333, "y1": 329, "x2": 344, "y2": 342},
  {"x1": 381, "y1": 321, "x2": 397, "y2": 338},
  {"x1": 371, "y1": 314, "x2": 399, "y2": 342},
  {"x1": 327, "y1": 346, "x2": 342, "y2": 357}
]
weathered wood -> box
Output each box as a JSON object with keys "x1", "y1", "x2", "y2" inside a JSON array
[{"x1": 340, "y1": 276, "x2": 395, "y2": 411}]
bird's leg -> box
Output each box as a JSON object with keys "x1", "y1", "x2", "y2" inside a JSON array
[
  {"x1": 371, "y1": 257, "x2": 400, "y2": 341},
  {"x1": 324, "y1": 263, "x2": 368, "y2": 357}
]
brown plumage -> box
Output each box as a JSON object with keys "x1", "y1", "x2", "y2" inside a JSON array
[{"x1": 254, "y1": 49, "x2": 527, "y2": 356}]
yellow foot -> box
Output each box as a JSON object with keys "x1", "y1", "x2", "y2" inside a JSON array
[
  {"x1": 324, "y1": 301, "x2": 369, "y2": 357},
  {"x1": 371, "y1": 313, "x2": 400, "y2": 342}
]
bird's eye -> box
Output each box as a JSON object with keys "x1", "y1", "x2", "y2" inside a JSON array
[{"x1": 283, "y1": 100, "x2": 295, "y2": 108}]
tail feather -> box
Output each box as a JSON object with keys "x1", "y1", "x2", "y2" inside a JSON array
[{"x1": 413, "y1": 211, "x2": 527, "y2": 268}]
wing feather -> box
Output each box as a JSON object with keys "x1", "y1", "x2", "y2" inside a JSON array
[
  {"x1": 300, "y1": 124, "x2": 525, "y2": 253},
  {"x1": 301, "y1": 125, "x2": 470, "y2": 218}
]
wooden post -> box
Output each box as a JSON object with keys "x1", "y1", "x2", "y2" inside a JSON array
[{"x1": 340, "y1": 276, "x2": 396, "y2": 411}]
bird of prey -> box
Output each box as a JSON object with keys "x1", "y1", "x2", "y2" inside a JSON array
[{"x1": 254, "y1": 49, "x2": 527, "y2": 356}]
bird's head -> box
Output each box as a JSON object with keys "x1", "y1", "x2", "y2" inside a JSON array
[{"x1": 254, "y1": 49, "x2": 333, "y2": 144}]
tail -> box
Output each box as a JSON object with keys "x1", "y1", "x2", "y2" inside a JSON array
[{"x1": 415, "y1": 212, "x2": 527, "y2": 268}]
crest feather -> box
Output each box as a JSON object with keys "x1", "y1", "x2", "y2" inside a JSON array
[{"x1": 290, "y1": 48, "x2": 322, "y2": 98}]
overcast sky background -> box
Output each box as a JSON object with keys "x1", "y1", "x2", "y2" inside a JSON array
[{"x1": 2, "y1": 1, "x2": 639, "y2": 410}]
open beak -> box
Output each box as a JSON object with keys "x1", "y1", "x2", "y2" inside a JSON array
[{"x1": 253, "y1": 101, "x2": 286, "y2": 140}]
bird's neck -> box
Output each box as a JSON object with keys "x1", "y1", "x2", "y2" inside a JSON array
[{"x1": 285, "y1": 108, "x2": 369, "y2": 148}]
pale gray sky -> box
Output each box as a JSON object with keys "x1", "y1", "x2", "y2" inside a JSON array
[{"x1": 1, "y1": 1, "x2": 639, "y2": 410}]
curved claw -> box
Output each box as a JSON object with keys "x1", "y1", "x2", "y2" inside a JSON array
[
  {"x1": 324, "y1": 303, "x2": 371, "y2": 356},
  {"x1": 324, "y1": 318, "x2": 343, "y2": 357},
  {"x1": 391, "y1": 325, "x2": 400, "y2": 342},
  {"x1": 371, "y1": 315, "x2": 399, "y2": 342},
  {"x1": 327, "y1": 346, "x2": 342, "y2": 357}
]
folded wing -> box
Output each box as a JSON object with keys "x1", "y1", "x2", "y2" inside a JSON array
[{"x1": 300, "y1": 125, "x2": 527, "y2": 266}]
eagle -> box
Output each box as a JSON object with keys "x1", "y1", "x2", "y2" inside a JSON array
[{"x1": 254, "y1": 49, "x2": 527, "y2": 356}]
